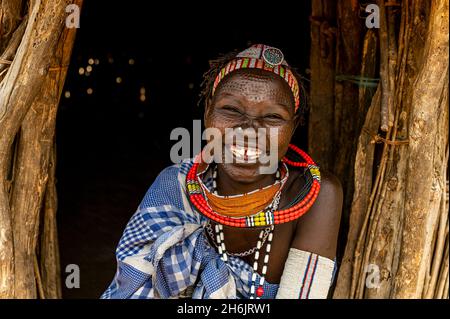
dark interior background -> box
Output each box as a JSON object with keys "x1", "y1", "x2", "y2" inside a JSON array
[{"x1": 57, "y1": 1, "x2": 312, "y2": 298}]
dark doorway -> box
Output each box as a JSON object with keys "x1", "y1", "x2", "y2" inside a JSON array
[{"x1": 57, "y1": 1, "x2": 312, "y2": 298}]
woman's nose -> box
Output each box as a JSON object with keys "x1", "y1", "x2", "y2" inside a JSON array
[{"x1": 241, "y1": 115, "x2": 264, "y2": 130}]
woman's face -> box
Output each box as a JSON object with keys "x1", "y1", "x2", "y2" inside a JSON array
[{"x1": 204, "y1": 68, "x2": 298, "y2": 184}]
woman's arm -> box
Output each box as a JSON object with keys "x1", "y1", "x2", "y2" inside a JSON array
[
  {"x1": 291, "y1": 170, "x2": 344, "y2": 260},
  {"x1": 276, "y1": 171, "x2": 343, "y2": 299}
]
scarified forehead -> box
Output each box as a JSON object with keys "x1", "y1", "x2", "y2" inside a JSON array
[{"x1": 213, "y1": 69, "x2": 295, "y2": 112}]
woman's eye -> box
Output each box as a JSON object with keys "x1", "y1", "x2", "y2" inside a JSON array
[
  {"x1": 265, "y1": 114, "x2": 283, "y2": 120},
  {"x1": 221, "y1": 106, "x2": 241, "y2": 114}
]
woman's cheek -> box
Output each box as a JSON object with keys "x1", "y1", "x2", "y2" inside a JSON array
[
  {"x1": 207, "y1": 113, "x2": 238, "y2": 134},
  {"x1": 205, "y1": 121, "x2": 229, "y2": 148},
  {"x1": 276, "y1": 125, "x2": 294, "y2": 159}
]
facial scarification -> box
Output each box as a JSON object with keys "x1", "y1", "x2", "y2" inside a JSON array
[
  {"x1": 204, "y1": 69, "x2": 298, "y2": 188},
  {"x1": 213, "y1": 70, "x2": 295, "y2": 113}
]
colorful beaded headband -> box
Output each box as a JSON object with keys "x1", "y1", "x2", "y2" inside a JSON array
[{"x1": 212, "y1": 44, "x2": 301, "y2": 112}]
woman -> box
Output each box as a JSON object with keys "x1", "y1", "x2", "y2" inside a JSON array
[{"x1": 101, "y1": 44, "x2": 343, "y2": 299}]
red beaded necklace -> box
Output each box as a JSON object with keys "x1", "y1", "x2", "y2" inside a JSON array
[{"x1": 186, "y1": 144, "x2": 321, "y2": 228}]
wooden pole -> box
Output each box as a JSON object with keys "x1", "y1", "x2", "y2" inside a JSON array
[
  {"x1": 334, "y1": 0, "x2": 448, "y2": 299},
  {"x1": 0, "y1": 0, "x2": 81, "y2": 298}
]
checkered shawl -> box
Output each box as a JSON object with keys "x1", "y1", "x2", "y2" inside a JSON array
[{"x1": 101, "y1": 159, "x2": 279, "y2": 299}]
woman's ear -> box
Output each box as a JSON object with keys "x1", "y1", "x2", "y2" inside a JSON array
[{"x1": 204, "y1": 98, "x2": 213, "y2": 125}]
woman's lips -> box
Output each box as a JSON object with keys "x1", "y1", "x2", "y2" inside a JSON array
[{"x1": 227, "y1": 144, "x2": 262, "y2": 162}]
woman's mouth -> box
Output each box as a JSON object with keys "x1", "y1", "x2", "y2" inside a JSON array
[{"x1": 227, "y1": 144, "x2": 262, "y2": 162}]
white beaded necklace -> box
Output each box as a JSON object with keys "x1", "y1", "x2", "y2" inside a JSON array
[{"x1": 208, "y1": 165, "x2": 278, "y2": 299}]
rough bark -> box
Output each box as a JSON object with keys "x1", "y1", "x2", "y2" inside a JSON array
[
  {"x1": 333, "y1": 84, "x2": 381, "y2": 298},
  {"x1": 0, "y1": 0, "x2": 23, "y2": 52},
  {"x1": 392, "y1": 0, "x2": 448, "y2": 297},
  {"x1": 308, "y1": 0, "x2": 336, "y2": 171},
  {"x1": 333, "y1": 0, "x2": 362, "y2": 181},
  {"x1": 308, "y1": 1, "x2": 365, "y2": 282},
  {"x1": 0, "y1": 0, "x2": 81, "y2": 298},
  {"x1": 333, "y1": 0, "x2": 448, "y2": 299},
  {"x1": 39, "y1": 144, "x2": 61, "y2": 298}
]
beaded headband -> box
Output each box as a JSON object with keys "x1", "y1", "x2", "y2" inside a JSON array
[{"x1": 212, "y1": 44, "x2": 300, "y2": 112}]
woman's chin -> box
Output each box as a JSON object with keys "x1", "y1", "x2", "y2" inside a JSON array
[{"x1": 220, "y1": 162, "x2": 266, "y2": 184}]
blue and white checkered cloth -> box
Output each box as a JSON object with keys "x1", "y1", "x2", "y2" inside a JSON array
[{"x1": 101, "y1": 159, "x2": 279, "y2": 299}]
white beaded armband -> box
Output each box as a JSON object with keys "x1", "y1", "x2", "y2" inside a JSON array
[{"x1": 275, "y1": 248, "x2": 335, "y2": 299}]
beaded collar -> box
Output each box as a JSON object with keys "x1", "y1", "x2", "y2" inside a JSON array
[{"x1": 197, "y1": 163, "x2": 288, "y2": 218}]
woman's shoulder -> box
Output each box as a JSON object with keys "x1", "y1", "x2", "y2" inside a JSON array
[
  {"x1": 287, "y1": 166, "x2": 343, "y2": 204},
  {"x1": 139, "y1": 158, "x2": 196, "y2": 211},
  {"x1": 147, "y1": 158, "x2": 196, "y2": 185},
  {"x1": 319, "y1": 169, "x2": 343, "y2": 198},
  {"x1": 156, "y1": 158, "x2": 195, "y2": 178},
  {"x1": 290, "y1": 166, "x2": 342, "y2": 204}
]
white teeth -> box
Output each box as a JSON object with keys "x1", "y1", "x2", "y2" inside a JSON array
[{"x1": 229, "y1": 144, "x2": 261, "y2": 161}]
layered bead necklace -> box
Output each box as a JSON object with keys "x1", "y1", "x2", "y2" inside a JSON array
[
  {"x1": 186, "y1": 144, "x2": 321, "y2": 299},
  {"x1": 205, "y1": 165, "x2": 280, "y2": 298},
  {"x1": 208, "y1": 222, "x2": 275, "y2": 298},
  {"x1": 186, "y1": 144, "x2": 321, "y2": 228}
]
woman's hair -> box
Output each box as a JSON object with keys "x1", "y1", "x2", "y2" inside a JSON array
[{"x1": 198, "y1": 48, "x2": 309, "y2": 126}]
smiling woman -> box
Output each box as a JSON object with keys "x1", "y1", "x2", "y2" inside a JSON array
[{"x1": 101, "y1": 44, "x2": 343, "y2": 299}]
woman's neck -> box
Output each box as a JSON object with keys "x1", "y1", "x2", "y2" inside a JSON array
[{"x1": 215, "y1": 165, "x2": 277, "y2": 196}]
